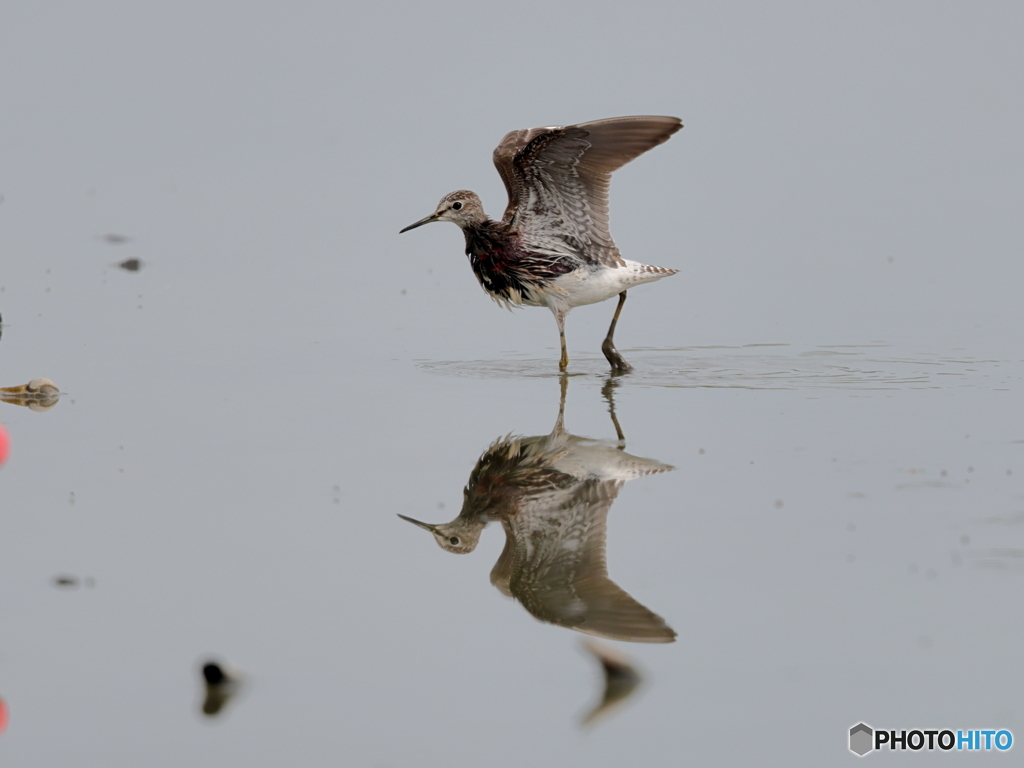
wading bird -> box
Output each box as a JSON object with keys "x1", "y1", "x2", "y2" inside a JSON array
[{"x1": 400, "y1": 116, "x2": 681, "y2": 373}]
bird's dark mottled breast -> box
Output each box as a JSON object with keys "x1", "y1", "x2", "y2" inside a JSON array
[{"x1": 463, "y1": 221, "x2": 574, "y2": 304}]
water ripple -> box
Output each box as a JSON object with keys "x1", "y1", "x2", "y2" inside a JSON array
[{"x1": 418, "y1": 344, "x2": 1021, "y2": 391}]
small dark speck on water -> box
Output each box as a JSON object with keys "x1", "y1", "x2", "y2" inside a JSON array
[
  {"x1": 774, "y1": 499, "x2": 783, "y2": 508},
  {"x1": 961, "y1": 534, "x2": 970, "y2": 545},
  {"x1": 53, "y1": 576, "x2": 79, "y2": 588},
  {"x1": 118, "y1": 258, "x2": 142, "y2": 272},
  {"x1": 101, "y1": 234, "x2": 132, "y2": 244}
]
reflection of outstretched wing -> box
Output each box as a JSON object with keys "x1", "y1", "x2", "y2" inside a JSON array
[{"x1": 507, "y1": 479, "x2": 676, "y2": 643}]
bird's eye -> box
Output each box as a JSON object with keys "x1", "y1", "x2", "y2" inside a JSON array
[
  {"x1": 449, "y1": 536, "x2": 460, "y2": 545},
  {"x1": 451, "y1": 201, "x2": 463, "y2": 211}
]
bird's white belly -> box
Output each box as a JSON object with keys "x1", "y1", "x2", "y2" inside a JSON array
[{"x1": 540, "y1": 260, "x2": 673, "y2": 309}]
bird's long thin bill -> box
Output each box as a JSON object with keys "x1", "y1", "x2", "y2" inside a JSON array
[
  {"x1": 399, "y1": 214, "x2": 437, "y2": 233},
  {"x1": 397, "y1": 514, "x2": 436, "y2": 531}
]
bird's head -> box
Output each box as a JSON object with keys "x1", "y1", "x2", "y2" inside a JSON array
[
  {"x1": 400, "y1": 191, "x2": 487, "y2": 233},
  {"x1": 397, "y1": 513, "x2": 483, "y2": 554}
]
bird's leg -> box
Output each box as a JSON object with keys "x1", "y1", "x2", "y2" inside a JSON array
[
  {"x1": 602, "y1": 291, "x2": 633, "y2": 374},
  {"x1": 555, "y1": 310, "x2": 569, "y2": 372}
]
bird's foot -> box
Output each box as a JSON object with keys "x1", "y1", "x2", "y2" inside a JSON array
[{"x1": 601, "y1": 339, "x2": 633, "y2": 374}]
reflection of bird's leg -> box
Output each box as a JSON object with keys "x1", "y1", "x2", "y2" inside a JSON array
[
  {"x1": 601, "y1": 291, "x2": 633, "y2": 374},
  {"x1": 555, "y1": 310, "x2": 569, "y2": 372},
  {"x1": 600, "y1": 376, "x2": 626, "y2": 445},
  {"x1": 553, "y1": 373, "x2": 568, "y2": 436}
]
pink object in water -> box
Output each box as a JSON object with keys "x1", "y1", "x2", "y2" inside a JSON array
[
  {"x1": 0, "y1": 696, "x2": 8, "y2": 734},
  {"x1": 0, "y1": 424, "x2": 9, "y2": 465}
]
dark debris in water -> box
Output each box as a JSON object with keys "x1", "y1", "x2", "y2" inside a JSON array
[
  {"x1": 52, "y1": 575, "x2": 95, "y2": 588},
  {"x1": 117, "y1": 258, "x2": 143, "y2": 272}
]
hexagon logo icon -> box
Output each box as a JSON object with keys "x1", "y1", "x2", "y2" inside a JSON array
[{"x1": 850, "y1": 723, "x2": 874, "y2": 756}]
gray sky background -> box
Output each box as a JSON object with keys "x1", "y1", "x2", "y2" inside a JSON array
[{"x1": 1, "y1": 2, "x2": 1022, "y2": 766}]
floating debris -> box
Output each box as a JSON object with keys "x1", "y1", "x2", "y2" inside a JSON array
[
  {"x1": 117, "y1": 258, "x2": 143, "y2": 272},
  {"x1": 53, "y1": 575, "x2": 79, "y2": 588},
  {"x1": 0, "y1": 378, "x2": 60, "y2": 412},
  {"x1": 99, "y1": 233, "x2": 132, "y2": 244},
  {"x1": 580, "y1": 640, "x2": 642, "y2": 726},
  {"x1": 201, "y1": 660, "x2": 242, "y2": 717}
]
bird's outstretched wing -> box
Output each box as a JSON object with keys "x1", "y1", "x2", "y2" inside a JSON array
[
  {"x1": 506, "y1": 479, "x2": 676, "y2": 643},
  {"x1": 492, "y1": 116, "x2": 682, "y2": 266}
]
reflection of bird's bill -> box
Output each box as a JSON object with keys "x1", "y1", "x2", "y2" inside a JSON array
[
  {"x1": 200, "y1": 661, "x2": 243, "y2": 718},
  {"x1": 580, "y1": 640, "x2": 643, "y2": 726},
  {"x1": 0, "y1": 378, "x2": 60, "y2": 411}
]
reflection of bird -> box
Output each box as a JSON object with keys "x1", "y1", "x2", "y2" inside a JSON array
[
  {"x1": 200, "y1": 661, "x2": 242, "y2": 717},
  {"x1": 400, "y1": 116, "x2": 681, "y2": 373},
  {"x1": 580, "y1": 640, "x2": 643, "y2": 726},
  {"x1": 399, "y1": 381, "x2": 675, "y2": 642},
  {"x1": 0, "y1": 378, "x2": 60, "y2": 412}
]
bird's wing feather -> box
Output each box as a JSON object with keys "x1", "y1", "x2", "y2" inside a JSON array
[
  {"x1": 508, "y1": 479, "x2": 676, "y2": 643},
  {"x1": 492, "y1": 116, "x2": 682, "y2": 267}
]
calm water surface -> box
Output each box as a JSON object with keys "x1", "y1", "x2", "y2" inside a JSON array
[{"x1": 2, "y1": 270, "x2": 1021, "y2": 765}]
